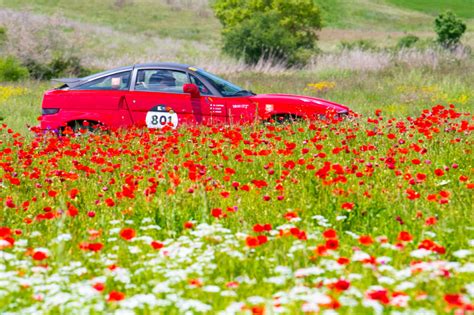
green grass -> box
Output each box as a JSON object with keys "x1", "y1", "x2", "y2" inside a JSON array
[
  {"x1": 0, "y1": 89, "x2": 472, "y2": 313},
  {"x1": 230, "y1": 61, "x2": 474, "y2": 116},
  {"x1": 0, "y1": 0, "x2": 221, "y2": 43},
  {"x1": 385, "y1": 0, "x2": 474, "y2": 19},
  {"x1": 1, "y1": 60, "x2": 473, "y2": 136},
  {"x1": 316, "y1": 0, "x2": 430, "y2": 31}
]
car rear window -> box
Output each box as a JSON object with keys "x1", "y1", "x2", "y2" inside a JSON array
[{"x1": 76, "y1": 71, "x2": 131, "y2": 91}]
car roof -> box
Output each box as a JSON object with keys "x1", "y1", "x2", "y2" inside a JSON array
[
  {"x1": 81, "y1": 63, "x2": 194, "y2": 81},
  {"x1": 79, "y1": 65, "x2": 133, "y2": 82},
  {"x1": 134, "y1": 62, "x2": 191, "y2": 70},
  {"x1": 54, "y1": 63, "x2": 198, "y2": 88}
]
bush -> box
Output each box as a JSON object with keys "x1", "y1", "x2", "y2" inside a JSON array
[
  {"x1": 397, "y1": 34, "x2": 420, "y2": 49},
  {"x1": 223, "y1": 12, "x2": 310, "y2": 65},
  {"x1": 25, "y1": 55, "x2": 92, "y2": 80},
  {"x1": 339, "y1": 39, "x2": 377, "y2": 51},
  {"x1": 213, "y1": 0, "x2": 321, "y2": 65},
  {"x1": 434, "y1": 11, "x2": 466, "y2": 48},
  {"x1": 0, "y1": 56, "x2": 29, "y2": 82},
  {"x1": 0, "y1": 27, "x2": 6, "y2": 46}
]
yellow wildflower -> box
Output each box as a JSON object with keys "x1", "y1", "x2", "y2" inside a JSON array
[
  {"x1": 306, "y1": 81, "x2": 336, "y2": 92},
  {"x1": 0, "y1": 86, "x2": 28, "y2": 103}
]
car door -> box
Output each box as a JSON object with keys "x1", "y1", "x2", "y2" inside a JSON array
[
  {"x1": 188, "y1": 74, "x2": 227, "y2": 125},
  {"x1": 223, "y1": 96, "x2": 258, "y2": 125},
  {"x1": 126, "y1": 69, "x2": 196, "y2": 128},
  {"x1": 66, "y1": 71, "x2": 134, "y2": 128}
]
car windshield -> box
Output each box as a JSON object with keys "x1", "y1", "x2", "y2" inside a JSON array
[{"x1": 196, "y1": 69, "x2": 253, "y2": 97}]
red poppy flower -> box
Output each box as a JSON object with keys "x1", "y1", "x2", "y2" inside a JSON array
[
  {"x1": 68, "y1": 188, "x2": 79, "y2": 199},
  {"x1": 226, "y1": 281, "x2": 239, "y2": 288},
  {"x1": 5, "y1": 197, "x2": 15, "y2": 208},
  {"x1": 323, "y1": 229, "x2": 337, "y2": 239},
  {"x1": 93, "y1": 283, "x2": 105, "y2": 292},
  {"x1": 434, "y1": 169, "x2": 444, "y2": 176},
  {"x1": 359, "y1": 235, "x2": 373, "y2": 246},
  {"x1": 325, "y1": 239, "x2": 339, "y2": 250},
  {"x1": 220, "y1": 191, "x2": 230, "y2": 198},
  {"x1": 253, "y1": 224, "x2": 272, "y2": 233},
  {"x1": 188, "y1": 278, "x2": 203, "y2": 287},
  {"x1": 119, "y1": 228, "x2": 136, "y2": 241},
  {"x1": 48, "y1": 190, "x2": 58, "y2": 197},
  {"x1": 341, "y1": 202, "x2": 354, "y2": 210},
  {"x1": 107, "y1": 291, "x2": 125, "y2": 302},
  {"x1": 367, "y1": 289, "x2": 390, "y2": 304},
  {"x1": 0, "y1": 227, "x2": 11, "y2": 238},
  {"x1": 331, "y1": 279, "x2": 350, "y2": 291},
  {"x1": 284, "y1": 212, "x2": 298, "y2": 221},
  {"x1": 397, "y1": 231, "x2": 413, "y2": 242},
  {"x1": 32, "y1": 250, "x2": 48, "y2": 261},
  {"x1": 151, "y1": 241, "x2": 164, "y2": 250},
  {"x1": 105, "y1": 198, "x2": 115, "y2": 207},
  {"x1": 246, "y1": 235, "x2": 267, "y2": 247},
  {"x1": 88, "y1": 243, "x2": 104, "y2": 252},
  {"x1": 337, "y1": 257, "x2": 350, "y2": 265},
  {"x1": 444, "y1": 294, "x2": 464, "y2": 307},
  {"x1": 425, "y1": 217, "x2": 437, "y2": 226},
  {"x1": 211, "y1": 208, "x2": 226, "y2": 219},
  {"x1": 184, "y1": 221, "x2": 194, "y2": 229}
]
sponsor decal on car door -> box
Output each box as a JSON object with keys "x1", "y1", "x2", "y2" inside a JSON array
[{"x1": 226, "y1": 98, "x2": 257, "y2": 124}]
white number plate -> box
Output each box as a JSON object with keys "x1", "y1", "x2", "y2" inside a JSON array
[{"x1": 146, "y1": 106, "x2": 178, "y2": 129}]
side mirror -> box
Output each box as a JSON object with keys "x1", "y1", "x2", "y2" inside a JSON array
[{"x1": 183, "y1": 83, "x2": 200, "y2": 98}]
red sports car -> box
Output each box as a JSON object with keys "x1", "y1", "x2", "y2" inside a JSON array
[{"x1": 40, "y1": 63, "x2": 349, "y2": 131}]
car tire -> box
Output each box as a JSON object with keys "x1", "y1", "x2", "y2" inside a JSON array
[
  {"x1": 271, "y1": 114, "x2": 302, "y2": 124},
  {"x1": 61, "y1": 120, "x2": 101, "y2": 136}
]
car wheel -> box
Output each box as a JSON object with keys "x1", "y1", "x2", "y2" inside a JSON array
[
  {"x1": 271, "y1": 114, "x2": 302, "y2": 124},
  {"x1": 61, "y1": 120, "x2": 101, "y2": 136}
]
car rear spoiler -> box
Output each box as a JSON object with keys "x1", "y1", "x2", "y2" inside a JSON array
[{"x1": 51, "y1": 78, "x2": 83, "y2": 88}]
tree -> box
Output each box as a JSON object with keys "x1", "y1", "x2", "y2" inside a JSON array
[
  {"x1": 434, "y1": 11, "x2": 466, "y2": 48},
  {"x1": 213, "y1": 0, "x2": 321, "y2": 65}
]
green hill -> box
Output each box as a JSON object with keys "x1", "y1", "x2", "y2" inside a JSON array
[
  {"x1": 386, "y1": 0, "x2": 474, "y2": 19},
  {"x1": 1, "y1": 0, "x2": 472, "y2": 37},
  {"x1": 0, "y1": 0, "x2": 472, "y2": 67}
]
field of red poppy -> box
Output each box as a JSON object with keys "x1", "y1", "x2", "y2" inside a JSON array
[{"x1": 0, "y1": 103, "x2": 472, "y2": 314}]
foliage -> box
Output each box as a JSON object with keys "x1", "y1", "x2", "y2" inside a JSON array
[
  {"x1": 0, "y1": 27, "x2": 6, "y2": 46},
  {"x1": 0, "y1": 56, "x2": 29, "y2": 82},
  {"x1": 24, "y1": 55, "x2": 92, "y2": 80},
  {"x1": 339, "y1": 39, "x2": 377, "y2": 51},
  {"x1": 213, "y1": 0, "x2": 321, "y2": 65},
  {"x1": 434, "y1": 11, "x2": 467, "y2": 47},
  {"x1": 396, "y1": 34, "x2": 420, "y2": 49},
  {"x1": 221, "y1": 12, "x2": 305, "y2": 65}
]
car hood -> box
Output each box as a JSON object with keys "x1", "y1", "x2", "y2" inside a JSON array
[{"x1": 250, "y1": 93, "x2": 349, "y2": 113}]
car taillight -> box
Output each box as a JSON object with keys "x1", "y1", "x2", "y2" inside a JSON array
[{"x1": 42, "y1": 108, "x2": 59, "y2": 115}]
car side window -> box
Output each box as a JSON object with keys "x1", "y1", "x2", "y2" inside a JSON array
[
  {"x1": 190, "y1": 75, "x2": 211, "y2": 95},
  {"x1": 77, "y1": 72, "x2": 131, "y2": 90},
  {"x1": 135, "y1": 69, "x2": 189, "y2": 93}
]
